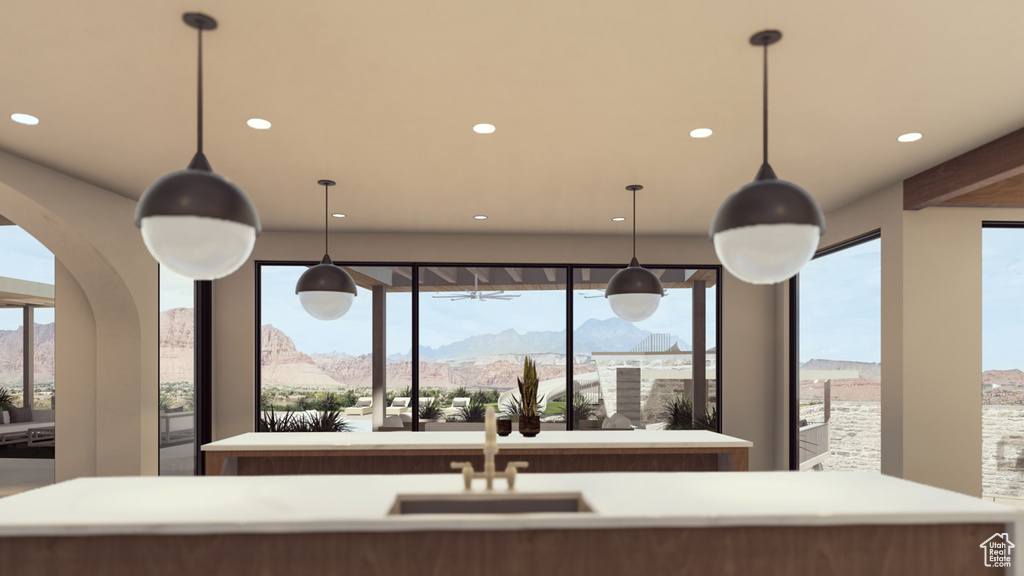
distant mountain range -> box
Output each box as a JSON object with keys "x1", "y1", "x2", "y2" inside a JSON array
[{"x1": 415, "y1": 317, "x2": 690, "y2": 360}]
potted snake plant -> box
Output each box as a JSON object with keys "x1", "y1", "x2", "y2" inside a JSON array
[{"x1": 517, "y1": 356, "x2": 541, "y2": 437}]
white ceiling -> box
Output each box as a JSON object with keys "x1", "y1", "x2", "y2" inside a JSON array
[{"x1": 2, "y1": 1, "x2": 1023, "y2": 235}]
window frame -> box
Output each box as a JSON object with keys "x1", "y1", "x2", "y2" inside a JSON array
[{"x1": 254, "y1": 260, "x2": 723, "y2": 433}]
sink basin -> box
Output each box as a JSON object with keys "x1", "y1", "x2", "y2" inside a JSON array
[{"x1": 389, "y1": 492, "x2": 591, "y2": 515}]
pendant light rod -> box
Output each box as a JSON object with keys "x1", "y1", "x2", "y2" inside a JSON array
[
  {"x1": 626, "y1": 185, "x2": 643, "y2": 262},
  {"x1": 196, "y1": 25, "x2": 203, "y2": 156},
  {"x1": 182, "y1": 13, "x2": 217, "y2": 170},
  {"x1": 762, "y1": 40, "x2": 767, "y2": 166},
  {"x1": 318, "y1": 179, "x2": 336, "y2": 257},
  {"x1": 750, "y1": 30, "x2": 781, "y2": 171}
]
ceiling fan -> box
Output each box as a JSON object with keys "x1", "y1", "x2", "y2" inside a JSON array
[{"x1": 432, "y1": 274, "x2": 520, "y2": 302}]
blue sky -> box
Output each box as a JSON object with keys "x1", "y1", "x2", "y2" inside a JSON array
[
  {"x1": 0, "y1": 226, "x2": 55, "y2": 329},
  {"x1": 799, "y1": 239, "x2": 881, "y2": 364},
  {"x1": 261, "y1": 264, "x2": 717, "y2": 355},
  {"x1": 982, "y1": 228, "x2": 1024, "y2": 371}
]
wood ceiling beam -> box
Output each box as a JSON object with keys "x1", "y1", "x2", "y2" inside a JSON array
[
  {"x1": 543, "y1": 268, "x2": 558, "y2": 282},
  {"x1": 581, "y1": 269, "x2": 590, "y2": 282},
  {"x1": 505, "y1": 267, "x2": 523, "y2": 282},
  {"x1": 465, "y1": 267, "x2": 491, "y2": 283},
  {"x1": 428, "y1": 266, "x2": 458, "y2": 284},
  {"x1": 904, "y1": 126, "x2": 1024, "y2": 210}
]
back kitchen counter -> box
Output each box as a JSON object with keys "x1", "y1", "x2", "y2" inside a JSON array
[{"x1": 202, "y1": 429, "x2": 752, "y2": 475}]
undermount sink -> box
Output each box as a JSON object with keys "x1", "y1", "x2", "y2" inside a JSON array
[{"x1": 389, "y1": 492, "x2": 592, "y2": 515}]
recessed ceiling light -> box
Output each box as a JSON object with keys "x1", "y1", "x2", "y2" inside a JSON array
[
  {"x1": 689, "y1": 128, "x2": 713, "y2": 138},
  {"x1": 611, "y1": 217, "x2": 626, "y2": 222},
  {"x1": 474, "y1": 215, "x2": 488, "y2": 220},
  {"x1": 473, "y1": 123, "x2": 496, "y2": 134},
  {"x1": 11, "y1": 113, "x2": 39, "y2": 126},
  {"x1": 247, "y1": 118, "x2": 272, "y2": 130},
  {"x1": 898, "y1": 132, "x2": 922, "y2": 143},
  {"x1": 331, "y1": 213, "x2": 346, "y2": 218}
]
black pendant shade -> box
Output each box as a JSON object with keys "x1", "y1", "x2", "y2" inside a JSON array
[
  {"x1": 605, "y1": 256, "x2": 664, "y2": 296},
  {"x1": 294, "y1": 180, "x2": 357, "y2": 321},
  {"x1": 296, "y1": 254, "x2": 358, "y2": 294},
  {"x1": 605, "y1": 185, "x2": 663, "y2": 322},
  {"x1": 136, "y1": 153, "x2": 260, "y2": 231},
  {"x1": 709, "y1": 163, "x2": 824, "y2": 236}
]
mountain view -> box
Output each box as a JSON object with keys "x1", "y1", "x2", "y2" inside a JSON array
[
  {"x1": 415, "y1": 317, "x2": 690, "y2": 360},
  {"x1": 0, "y1": 322, "x2": 55, "y2": 387}
]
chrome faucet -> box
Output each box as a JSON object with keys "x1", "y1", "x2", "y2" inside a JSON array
[{"x1": 451, "y1": 406, "x2": 528, "y2": 492}]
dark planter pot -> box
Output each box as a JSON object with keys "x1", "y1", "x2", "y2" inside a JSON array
[
  {"x1": 519, "y1": 415, "x2": 540, "y2": 437},
  {"x1": 496, "y1": 419, "x2": 512, "y2": 437}
]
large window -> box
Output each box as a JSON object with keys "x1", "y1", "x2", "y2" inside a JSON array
[
  {"x1": 158, "y1": 267, "x2": 195, "y2": 475},
  {"x1": 981, "y1": 224, "x2": 1024, "y2": 499},
  {"x1": 0, "y1": 223, "x2": 56, "y2": 494},
  {"x1": 257, "y1": 264, "x2": 412, "y2": 433},
  {"x1": 256, "y1": 262, "x2": 722, "y2": 433},
  {"x1": 419, "y1": 266, "x2": 567, "y2": 430},
  {"x1": 794, "y1": 234, "x2": 881, "y2": 471},
  {"x1": 572, "y1": 267, "x2": 719, "y2": 431}
]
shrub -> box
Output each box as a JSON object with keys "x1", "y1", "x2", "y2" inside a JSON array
[
  {"x1": 0, "y1": 387, "x2": 15, "y2": 410},
  {"x1": 339, "y1": 389, "x2": 360, "y2": 408},
  {"x1": 419, "y1": 397, "x2": 443, "y2": 420},
  {"x1": 303, "y1": 410, "x2": 352, "y2": 432},
  {"x1": 296, "y1": 395, "x2": 315, "y2": 411},
  {"x1": 455, "y1": 396, "x2": 488, "y2": 423},
  {"x1": 315, "y1": 392, "x2": 342, "y2": 411},
  {"x1": 660, "y1": 394, "x2": 694, "y2": 430},
  {"x1": 557, "y1": 392, "x2": 596, "y2": 428},
  {"x1": 259, "y1": 409, "x2": 298, "y2": 432}
]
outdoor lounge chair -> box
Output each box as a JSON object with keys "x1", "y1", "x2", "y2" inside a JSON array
[
  {"x1": 344, "y1": 397, "x2": 373, "y2": 415},
  {"x1": 386, "y1": 397, "x2": 412, "y2": 415},
  {"x1": 444, "y1": 397, "x2": 471, "y2": 417}
]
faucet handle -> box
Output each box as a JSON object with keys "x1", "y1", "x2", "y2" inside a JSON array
[
  {"x1": 503, "y1": 461, "x2": 529, "y2": 491},
  {"x1": 451, "y1": 461, "x2": 475, "y2": 492}
]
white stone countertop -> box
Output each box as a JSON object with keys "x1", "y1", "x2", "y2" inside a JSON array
[
  {"x1": 201, "y1": 430, "x2": 753, "y2": 451},
  {"x1": 0, "y1": 472, "x2": 1018, "y2": 539}
]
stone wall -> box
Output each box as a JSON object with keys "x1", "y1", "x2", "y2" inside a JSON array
[
  {"x1": 800, "y1": 402, "x2": 881, "y2": 472},
  {"x1": 982, "y1": 405, "x2": 1024, "y2": 497},
  {"x1": 595, "y1": 352, "x2": 716, "y2": 425},
  {"x1": 800, "y1": 401, "x2": 1024, "y2": 496}
]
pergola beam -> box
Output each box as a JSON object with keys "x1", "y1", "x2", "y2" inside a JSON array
[{"x1": 505, "y1": 267, "x2": 523, "y2": 283}]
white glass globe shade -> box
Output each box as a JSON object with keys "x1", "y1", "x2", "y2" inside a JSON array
[
  {"x1": 713, "y1": 223, "x2": 820, "y2": 285},
  {"x1": 607, "y1": 293, "x2": 662, "y2": 322},
  {"x1": 140, "y1": 215, "x2": 257, "y2": 280},
  {"x1": 298, "y1": 290, "x2": 355, "y2": 321}
]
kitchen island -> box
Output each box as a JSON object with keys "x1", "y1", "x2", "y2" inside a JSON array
[
  {"x1": 202, "y1": 429, "x2": 752, "y2": 475},
  {"x1": 0, "y1": 471, "x2": 1018, "y2": 575}
]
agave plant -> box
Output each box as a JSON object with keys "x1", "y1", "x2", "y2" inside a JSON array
[
  {"x1": 557, "y1": 392, "x2": 596, "y2": 428},
  {"x1": 517, "y1": 356, "x2": 539, "y2": 418},
  {"x1": 303, "y1": 410, "x2": 352, "y2": 432},
  {"x1": 659, "y1": 394, "x2": 694, "y2": 430},
  {"x1": 0, "y1": 387, "x2": 13, "y2": 410},
  {"x1": 259, "y1": 409, "x2": 298, "y2": 432},
  {"x1": 456, "y1": 396, "x2": 488, "y2": 423},
  {"x1": 419, "y1": 397, "x2": 443, "y2": 420}
]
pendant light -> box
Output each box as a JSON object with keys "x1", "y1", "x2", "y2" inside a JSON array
[
  {"x1": 605, "y1": 185, "x2": 663, "y2": 322},
  {"x1": 295, "y1": 180, "x2": 357, "y2": 320},
  {"x1": 709, "y1": 30, "x2": 825, "y2": 285},
  {"x1": 135, "y1": 13, "x2": 261, "y2": 280}
]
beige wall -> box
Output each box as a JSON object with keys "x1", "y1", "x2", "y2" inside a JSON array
[
  {"x1": 808, "y1": 180, "x2": 1024, "y2": 496},
  {"x1": 0, "y1": 149, "x2": 158, "y2": 478},
  {"x1": 213, "y1": 231, "x2": 781, "y2": 471},
  {"x1": 10, "y1": 142, "x2": 1019, "y2": 490}
]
